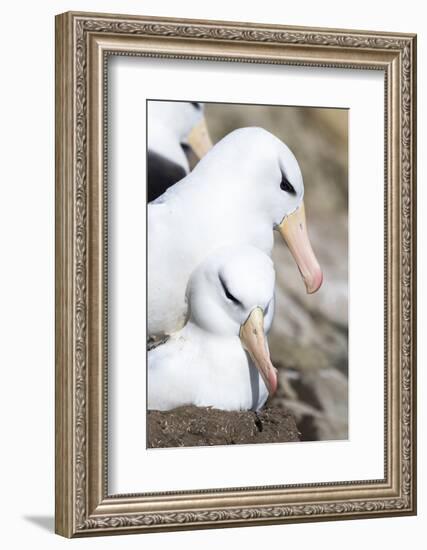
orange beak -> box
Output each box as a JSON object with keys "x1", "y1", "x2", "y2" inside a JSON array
[
  {"x1": 278, "y1": 202, "x2": 323, "y2": 294},
  {"x1": 187, "y1": 117, "x2": 213, "y2": 159},
  {"x1": 239, "y1": 307, "x2": 278, "y2": 396}
]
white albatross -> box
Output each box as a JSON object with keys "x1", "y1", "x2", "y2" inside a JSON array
[
  {"x1": 148, "y1": 246, "x2": 277, "y2": 411},
  {"x1": 147, "y1": 101, "x2": 213, "y2": 202},
  {"x1": 148, "y1": 127, "x2": 323, "y2": 339}
]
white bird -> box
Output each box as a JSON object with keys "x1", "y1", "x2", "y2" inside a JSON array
[
  {"x1": 148, "y1": 245, "x2": 277, "y2": 411},
  {"x1": 148, "y1": 127, "x2": 323, "y2": 339},
  {"x1": 147, "y1": 101, "x2": 213, "y2": 202}
]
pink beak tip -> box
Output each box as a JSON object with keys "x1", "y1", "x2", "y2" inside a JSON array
[
  {"x1": 305, "y1": 269, "x2": 323, "y2": 294},
  {"x1": 268, "y1": 368, "x2": 279, "y2": 396}
]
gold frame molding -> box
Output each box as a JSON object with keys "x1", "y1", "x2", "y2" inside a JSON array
[{"x1": 55, "y1": 11, "x2": 417, "y2": 538}]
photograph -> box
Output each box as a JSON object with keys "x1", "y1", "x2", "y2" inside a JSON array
[{"x1": 146, "y1": 100, "x2": 348, "y2": 448}]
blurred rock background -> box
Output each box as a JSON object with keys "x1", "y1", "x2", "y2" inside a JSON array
[{"x1": 204, "y1": 103, "x2": 348, "y2": 441}]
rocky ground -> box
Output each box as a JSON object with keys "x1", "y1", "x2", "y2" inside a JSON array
[{"x1": 148, "y1": 406, "x2": 300, "y2": 448}]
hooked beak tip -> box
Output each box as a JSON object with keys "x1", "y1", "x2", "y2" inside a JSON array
[
  {"x1": 268, "y1": 368, "x2": 279, "y2": 395},
  {"x1": 305, "y1": 268, "x2": 323, "y2": 294},
  {"x1": 239, "y1": 307, "x2": 278, "y2": 397}
]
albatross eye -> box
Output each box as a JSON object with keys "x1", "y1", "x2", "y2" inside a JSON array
[
  {"x1": 219, "y1": 276, "x2": 241, "y2": 306},
  {"x1": 280, "y1": 174, "x2": 296, "y2": 195}
]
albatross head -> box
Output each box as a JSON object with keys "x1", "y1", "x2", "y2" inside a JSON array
[
  {"x1": 187, "y1": 245, "x2": 278, "y2": 396},
  {"x1": 194, "y1": 127, "x2": 323, "y2": 294},
  {"x1": 148, "y1": 101, "x2": 213, "y2": 160}
]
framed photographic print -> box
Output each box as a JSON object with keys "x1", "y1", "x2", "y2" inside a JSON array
[{"x1": 55, "y1": 11, "x2": 417, "y2": 537}]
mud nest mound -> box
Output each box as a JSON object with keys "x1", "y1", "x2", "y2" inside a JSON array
[{"x1": 148, "y1": 406, "x2": 300, "y2": 448}]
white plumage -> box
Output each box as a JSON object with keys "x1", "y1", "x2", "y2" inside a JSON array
[
  {"x1": 148, "y1": 126, "x2": 322, "y2": 339},
  {"x1": 148, "y1": 245, "x2": 276, "y2": 411},
  {"x1": 147, "y1": 101, "x2": 212, "y2": 201},
  {"x1": 148, "y1": 101, "x2": 203, "y2": 171}
]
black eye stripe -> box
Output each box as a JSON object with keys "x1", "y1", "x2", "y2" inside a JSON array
[
  {"x1": 191, "y1": 102, "x2": 202, "y2": 110},
  {"x1": 280, "y1": 175, "x2": 296, "y2": 195},
  {"x1": 219, "y1": 276, "x2": 241, "y2": 305}
]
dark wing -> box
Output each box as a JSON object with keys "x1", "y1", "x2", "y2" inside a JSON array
[{"x1": 147, "y1": 150, "x2": 187, "y2": 202}]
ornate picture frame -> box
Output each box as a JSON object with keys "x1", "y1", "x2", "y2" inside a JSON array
[{"x1": 55, "y1": 11, "x2": 416, "y2": 537}]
